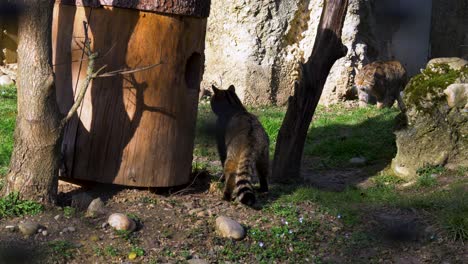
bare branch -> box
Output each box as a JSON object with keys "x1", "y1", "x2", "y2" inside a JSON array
[{"x1": 97, "y1": 62, "x2": 164, "y2": 78}]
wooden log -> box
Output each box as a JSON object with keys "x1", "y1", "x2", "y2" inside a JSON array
[
  {"x1": 272, "y1": 0, "x2": 348, "y2": 183},
  {"x1": 52, "y1": 3, "x2": 208, "y2": 187}
]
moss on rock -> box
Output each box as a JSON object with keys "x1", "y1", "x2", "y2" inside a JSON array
[
  {"x1": 392, "y1": 62, "x2": 468, "y2": 179},
  {"x1": 404, "y1": 64, "x2": 467, "y2": 112}
]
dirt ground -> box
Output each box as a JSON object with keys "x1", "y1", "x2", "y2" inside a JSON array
[{"x1": 0, "y1": 167, "x2": 466, "y2": 264}]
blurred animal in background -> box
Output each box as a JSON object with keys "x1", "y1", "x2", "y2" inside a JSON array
[
  {"x1": 355, "y1": 60, "x2": 408, "y2": 111},
  {"x1": 210, "y1": 85, "x2": 269, "y2": 206}
]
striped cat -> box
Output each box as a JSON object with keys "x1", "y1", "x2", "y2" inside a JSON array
[
  {"x1": 355, "y1": 60, "x2": 408, "y2": 111},
  {"x1": 210, "y1": 85, "x2": 269, "y2": 206}
]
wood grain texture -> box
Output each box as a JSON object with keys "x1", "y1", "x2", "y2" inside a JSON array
[{"x1": 53, "y1": 4, "x2": 206, "y2": 187}]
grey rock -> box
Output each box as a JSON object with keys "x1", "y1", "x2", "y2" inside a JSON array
[
  {"x1": 54, "y1": 214, "x2": 61, "y2": 221},
  {"x1": 42, "y1": 230, "x2": 48, "y2": 236},
  {"x1": 349, "y1": 157, "x2": 367, "y2": 166},
  {"x1": 427, "y1": 57, "x2": 468, "y2": 71},
  {"x1": 444, "y1": 83, "x2": 467, "y2": 109},
  {"x1": 215, "y1": 216, "x2": 245, "y2": 240},
  {"x1": 68, "y1": 227, "x2": 76, "y2": 232},
  {"x1": 189, "y1": 208, "x2": 203, "y2": 215},
  {"x1": 0, "y1": 75, "x2": 13, "y2": 86},
  {"x1": 108, "y1": 213, "x2": 136, "y2": 231},
  {"x1": 86, "y1": 198, "x2": 106, "y2": 217},
  {"x1": 18, "y1": 222, "x2": 39, "y2": 236},
  {"x1": 5, "y1": 225, "x2": 16, "y2": 232},
  {"x1": 188, "y1": 259, "x2": 209, "y2": 264},
  {"x1": 71, "y1": 192, "x2": 94, "y2": 210}
]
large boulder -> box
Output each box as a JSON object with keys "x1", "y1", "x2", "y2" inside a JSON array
[{"x1": 391, "y1": 61, "x2": 468, "y2": 179}]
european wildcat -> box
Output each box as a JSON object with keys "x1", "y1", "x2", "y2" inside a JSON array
[
  {"x1": 210, "y1": 85, "x2": 269, "y2": 206},
  {"x1": 355, "y1": 60, "x2": 408, "y2": 111}
]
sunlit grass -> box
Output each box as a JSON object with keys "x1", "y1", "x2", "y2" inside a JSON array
[{"x1": 0, "y1": 84, "x2": 16, "y2": 178}]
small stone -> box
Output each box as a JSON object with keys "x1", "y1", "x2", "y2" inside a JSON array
[
  {"x1": 86, "y1": 198, "x2": 106, "y2": 217},
  {"x1": 215, "y1": 216, "x2": 245, "y2": 240},
  {"x1": 62, "y1": 228, "x2": 69, "y2": 233},
  {"x1": 54, "y1": 215, "x2": 61, "y2": 221},
  {"x1": 349, "y1": 157, "x2": 367, "y2": 166},
  {"x1": 68, "y1": 227, "x2": 76, "y2": 232},
  {"x1": 188, "y1": 259, "x2": 209, "y2": 264},
  {"x1": 196, "y1": 211, "x2": 207, "y2": 217},
  {"x1": 189, "y1": 208, "x2": 203, "y2": 215},
  {"x1": 42, "y1": 230, "x2": 48, "y2": 236},
  {"x1": 5, "y1": 225, "x2": 16, "y2": 232},
  {"x1": 0, "y1": 75, "x2": 13, "y2": 86},
  {"x1": 108, "y1": 213, "x2": 136, "y2": 232},
  {"x1": 18, "y1": 221, "x2": 40, "y2": 236},
  {"x1": 331, "y1": 226, "x2": 341, "y2": 232}
]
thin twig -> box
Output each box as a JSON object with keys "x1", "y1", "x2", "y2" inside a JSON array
[
  {"x1": 171, "y1": 172, "x2": 203, "y2": 196},
  {"x1": 96, "y1": 62, "x2": 164, "y2": 78}
]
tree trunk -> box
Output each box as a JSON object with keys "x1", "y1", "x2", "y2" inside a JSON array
[
  {"x1": 272, "y1": 0, "x2": 348, "y2": 183},
  {"x1": 3, "y1": 0, "x2": 61, "y2": 204}
]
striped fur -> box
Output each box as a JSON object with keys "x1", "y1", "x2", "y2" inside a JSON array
[
  {"x1": 211, "y1": 85, "x2": 269, "y2": 206},
  {"x1": 355, "y1": 60, "x2": 408, "y2": 111}
]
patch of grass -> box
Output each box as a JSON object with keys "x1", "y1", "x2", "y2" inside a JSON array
[
  {"x1": 63, "y1": 206, "x2": 76, "y2": 218},
  {"x1": 0, "y1": 84, "x2": 16, "y2": 178},
  {"x1": 130, "y1": 245, "x2": 145, "y2": 257},
  {"x1": 140, "y1": 196, "x2": 158, "y2": 204},
  {"x1": 305, "y1": 105, "x2": 399, "y2": 167},
  {"x1": 115, "y1": 229, "x2": 140, "y2": 245},
  {"x1": 0, "y1": 192, "x2": 43, "y2": 218},
  {"x1": 220, "y1": 212, "x2": 322, "y2": 263},
  {"x1": 93, "y1": 246, "x2": 104, "y2": 257},
  {"x1": 455, "y1": 166, "x2": 467, "y2": 177},
  {"x1": 416, "y1": 165, "x2": 445, "y2": 187},
  {"x1": 0, "y1": 84, "x2": 17, "y2": 99},
  {"x1": 194, "y1": 104, "x2": 398, "y2": 170},
  {"x1": 126, "y1": 212, "x2": 141, "y2": 222},
  {"x1": 48, "y1": 240, "x2": 76, "y2": 261},
  {"x1": 104, "y1": 245, "x2": 120, "y2": 257}
]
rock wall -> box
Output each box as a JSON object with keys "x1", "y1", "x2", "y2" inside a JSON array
[
  {"x1": 392, "y1": 63, "x2": 468, "y2": 179},
  {"x1": 202, "y1": 0, "x2": 383, "y2": 106},
  {"x1": 202, "y1": 0, "x2": 444, "y2": 106},
  {"x1": 430, "y1": 0, "x2": 468, "y2": 59}
]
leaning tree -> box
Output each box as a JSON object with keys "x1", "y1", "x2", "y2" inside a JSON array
[{"x1": 272, "y1": 0, "x2": 349, "y2": 183}]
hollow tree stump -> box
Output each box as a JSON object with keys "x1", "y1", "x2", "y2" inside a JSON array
[{"x1": 52, "y1": 0, "x2": 210, "y2": 187}]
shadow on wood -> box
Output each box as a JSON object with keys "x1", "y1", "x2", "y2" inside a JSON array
[{"x1": 53, "y1": 3, "x2": 208, "y2": 187}]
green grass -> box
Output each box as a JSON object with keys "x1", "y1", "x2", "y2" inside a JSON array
[
  {"x1": 48, "y1": 240, "x2": 77, "y2": 261},
  {"x1": 266, "y1": 175, "x2": 468, "y2": 242},
  {"x1": 104, "y1": 245, "x2": 120, "y2": 257},
  {"x1": 0, "y1": 192, "x2": 43, "y2": 218},
  {"x1": 63, "y1": 206, "x2": 76, "y2": 218},
  {"x1": 0, "y1": 84, "x2": 16, "y2": 178},
  {"x1": 416, "y1": 165, "x2": 445, "y2": 187},
  {"x1": 194, "y1": 104, "x2": 399, "y2": 170}
]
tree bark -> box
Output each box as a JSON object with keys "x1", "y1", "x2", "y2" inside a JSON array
[
  {"x1": 272, "y1": 0, "x2": 348, "y2": 183},
  {"x1": 3, "y1": 0, "x2": 61, "y2": 204}
]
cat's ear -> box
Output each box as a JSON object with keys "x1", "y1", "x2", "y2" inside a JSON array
[
  {"x1": 227, "y1": 85, "x2": 235, "y2": 92},
  {"x1": 212, "y1": 85, "x2": 220, "y2": 94}
]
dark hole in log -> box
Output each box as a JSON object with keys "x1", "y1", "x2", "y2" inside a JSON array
[{"x1": 185, "y1": 52, "x2": 202, "y2": 91}]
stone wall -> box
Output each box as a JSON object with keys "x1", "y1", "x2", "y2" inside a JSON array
[
  {"x1": 202, "y1": 0, "x2": 380, "y2": 106},
  {"x1": 430, "y1": 0, "x2": 468, "y2": 59},
  {"x1": 202, "y1": 0, "x2": 446, "y2": 106}
]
